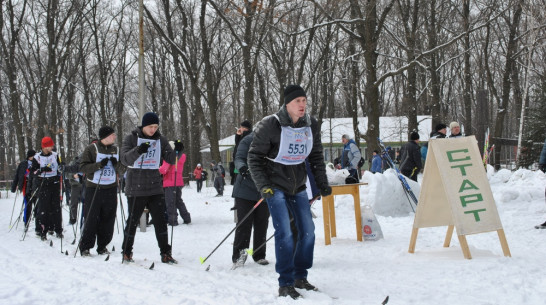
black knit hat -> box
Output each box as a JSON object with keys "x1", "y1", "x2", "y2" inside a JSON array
[
  {"x1": 240, "y1": 120, "x2": 252, "y2": 130},
  {"x1": 99, "y1": 126, "x2": 115, "y2": 140},
  {"x1": 26, "y1": 149, "x2": 36, "y2": 159},
  {"x1": 283, "y1": 85, "x2": 307, "y2": 104},
  {"x1": 435, "y1": 123, "x2": 447, "y2": 131},
  {"x1": 141, "y1": 112, "x2": 159, "y2": 127},
  {"x1": 410, "y1": 131, "x2": 420, "y2": 141}
]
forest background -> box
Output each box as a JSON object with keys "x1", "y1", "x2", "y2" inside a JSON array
[{"x1": 1, "y1": 0, "x2": 545, "y2": 182}]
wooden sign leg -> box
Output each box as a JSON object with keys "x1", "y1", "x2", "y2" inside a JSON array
[
  {"x1": 497, "y1": 229, "x2": 511, "y2": 257},
  {"x1": 457, "y1": 235, "x2": 472, "y2": 259},
  {"x1": 443, "y1": 225, "x2": 454, "y2": 247},
  {"x1": 408, "y1": 228, "x2": 419, "y2": 253}
]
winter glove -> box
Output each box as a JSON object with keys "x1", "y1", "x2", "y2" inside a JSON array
[
  {"x1": 174, "y1": 140, "x2": 184, "y2": 153},
  {"x1": 239, "y1": 166, "x2": 249, "y2": 177},
  {"x1": 40, "y1": 166, "x2": 53, "y2": 173},
  {"x1": 320, "y1": 185, "x2": 332, "y2": 197},
  {"x1": 137, "y1": 142, "x2": 151, "y2": 154},
  {"x1": 109, "y1": 157, "x2": 118, "y2": 166},
  {"x1": 100, "y1": 158, "x2": 109, "y2": 168},
  {"x1": 261, "y1": 187, "x2": 274, "y2": 200}
]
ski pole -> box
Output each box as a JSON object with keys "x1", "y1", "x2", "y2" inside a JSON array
[
  {"x1": 117, "y1": 182, "x2": 126, "y2": 227},
  {"x1": 21, "y1": 173, "x2": 46, "y2": 239},
  {"x1": 9, "y1": 186, "x2": 20, "y2": 229},
  {"x1": 249, "y1": 196, "x2": 320, "y2": 256},
  {"x1": 171, "y1": 152, "x2": 179, "y2": 248},
  {"x1": 122, "y1": 154, "x2": 145, "y2": 263},
  {"x1": 74, "y1": 169, "x2": 104, "y2": 257},
  {"x1": 199, "y1": 198, "x2": 264, "y2": 265}
]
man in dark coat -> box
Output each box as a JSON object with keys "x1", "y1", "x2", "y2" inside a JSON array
[
  {"x1": 11, "y1": 149, "x2": 36, "y2": 227},
  {"x1": 120, "y1": 112, "x2": 183, "y2": 264},
  {"x1": 78, "y1": 126, "x2": 124, "y2": 256},
  {"x1": 231, "y1": 130, "x2": 270, "y2": 268},
  {"x1": 399, "y1": 131, "x2": 422, "y2": 182},
  {"x1": 248, "y1": 84, "x2": 331, "y2": 299}
]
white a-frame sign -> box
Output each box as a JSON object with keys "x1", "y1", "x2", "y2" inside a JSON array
[{"x1": 408, "y1": 136, "x2": 511, "y2": 259}]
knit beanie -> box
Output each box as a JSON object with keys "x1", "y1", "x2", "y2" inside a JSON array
[
  {"x1": 141, "y1": 112, "x2": 159, "y2": 127},
  {"x1": 410, "y1": 131, "x2": 420, "y2": 141},
  {"x1": 240, "y1": 120, "x2": 252, "y2": 130},
  {"x1": 41, "y1": 136, "x2": 54, "y2": 148},
  {"x1": 435, "y1": 123, "x2": 447, "y2": 131},
  {"x1": 283, "y1": 85, "x2": 306, "y2": 105},
  {"x1": 26, "y1": 149, "x2": 36, "y2": 159},
  {"x1": 99, "y1": 126, "x2": 115, "y2": 140}
]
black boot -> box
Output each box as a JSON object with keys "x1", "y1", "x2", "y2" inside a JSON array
[
  {"x1": 295, "y1": 278, "x2": 318, "y2": 291},
  {"x1": 278, "y1": 286, "x2": 302, "y2": 299}
]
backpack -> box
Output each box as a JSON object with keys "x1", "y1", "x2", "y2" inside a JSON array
[
  {"x1": 220, "y1": 165, "x2": 226, "y2": 177},
  {"x1": 201, "y1": 170, "x2": 208, "y2": 181},
  {"x1": 357, "y1": 156, "x2": 365, "y2": 168}
]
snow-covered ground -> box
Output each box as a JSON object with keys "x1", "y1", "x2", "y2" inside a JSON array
[{"x1": 1, "y1": 167, "x2": 545, "y2": 305}]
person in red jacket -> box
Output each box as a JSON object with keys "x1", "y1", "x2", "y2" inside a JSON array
[
  {"x1": 159, "y1": 141, "x2": 191, "y2": 225},
  {"x1": 193, "y1": 163, "x2": 203, "y2": 193}
]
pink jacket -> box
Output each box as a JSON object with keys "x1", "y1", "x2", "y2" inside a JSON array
[{"x1": 159, "y1": 153, "x2": 186, "y2": 187}]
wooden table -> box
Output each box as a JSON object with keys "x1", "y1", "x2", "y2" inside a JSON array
[{"x1": 321, "y1": 183, "x2": 368, "y2": 245}]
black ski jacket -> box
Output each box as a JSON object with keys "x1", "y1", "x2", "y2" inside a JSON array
[{"x1": 248, "y1": 106, "x2": 328, "y2": 195}]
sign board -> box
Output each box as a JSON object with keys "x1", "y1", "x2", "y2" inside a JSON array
[{"x1": 409, "y1": 136, "x2": 510, "y2": 259}]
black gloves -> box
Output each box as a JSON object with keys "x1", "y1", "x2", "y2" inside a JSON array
[
  {"x1": 239, "y1": 166, "x2": 249, "y2": 177},
  {"x1": 39, "y1": 166, "x2": 53, "y2": 173},
  {"x1": 174, "y1": 140, "x2": 184, "y2": 153},
  {"x1": 137, "y1": 142, "x2": 151, "y2": 154},
  {"x1": 320, "y1": 185, "x2": 332, "y2": 197},
  {"x1": 100, "y1": 158, "x2": 109, "y2": 167},
  {"x1": 109, "y1": 157, "x2": 118, "y2": 166},
  {"x1": 261, "y1": 187, "x2": 274, "y2": 199}
]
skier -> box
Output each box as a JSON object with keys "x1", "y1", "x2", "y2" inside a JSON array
[
  {"x1": 248, "y1": 84, "x2": 331, "y2": 299},
  {"x1": 159, "y1": 141, "x2": 191, "y2": 226},
  {"x1": 30, "y1": 137, "x2": 63, "y2": 240},
  {"x1": 120, "y1": 112, "x2": 182, "y2": 264},
  {"x1": 210, "y1": 160, "x2": 225, "y2": 197},
  {"x1": 11, "y1": 149, "x2": 36, "y2": 228},
  {"x1": 78, "y1": 126, "x2": 123, "y2": 256},
  {"x1": 231, "y1": 129, "x2": 270, "y2": 268},
  {"x1": 193, "y1": 164, "x2": 203, "y2": 193}
]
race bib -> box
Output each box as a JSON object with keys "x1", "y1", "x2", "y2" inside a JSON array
[
  {"x1": 272, "y1": 126, "x2": 313, "y2": 165},
  {"x1": 35, "y1": 152, "x2": 58, "y2": 178},
  {"x1": 132, "y1": 138, "x2": 161, "y2": 169},
  {"x1": 92, "y1": 152, "x2": 118, "y2": 185}
]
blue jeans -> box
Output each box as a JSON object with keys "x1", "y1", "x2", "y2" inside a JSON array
[{"x1": 266, "y1": 189, "x2": 315, "y2": 287}]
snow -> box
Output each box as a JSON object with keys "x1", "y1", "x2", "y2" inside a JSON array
[{"x1": 1, "y1": 167, "x2": 545, "y2": 305}]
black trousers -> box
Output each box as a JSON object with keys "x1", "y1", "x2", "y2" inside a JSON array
[
  {"x1": 36, "y1": 179, "x2": 62, "y2": 235},
  {"x1": 122, "y1": 194, "x2": 171, "y2": 255},
  {"x1": 196, "y1": 180, "x2": 203, "y2": 192},
  {"x1": 80, "y1": 187, "x2": 117, "y2": 252},
  {"x1": 232, "y1": 197, "x2": 270, "y2": 263}
]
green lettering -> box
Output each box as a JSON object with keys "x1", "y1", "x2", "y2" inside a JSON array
[
  {"x1": 447, "y1": 149, "x2": 470, "y2": 162},
  {"x1": 464, "y1": 209, "x2": 487, "y2": 222},
  {"x1": 460, "y1": 193, "x2": 483, "y2": 207},
  {"x1": 451, "y1": 164, "x2": 472, "y2": 176},
  {"x1": 459, "y1": 179, "x2": 479, "y2": 192}
]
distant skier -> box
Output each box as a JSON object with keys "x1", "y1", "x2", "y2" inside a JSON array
[
  {"x1": 11, "y1": 149, "x2": 36, "y2": 228},
  {"x1": 399, "y1": 131, "x2": 422, "y2": 182}
]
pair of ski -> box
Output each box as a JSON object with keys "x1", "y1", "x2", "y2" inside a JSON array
[{"x1": 378, "y1": 138, "x2": 419, "y2": 211}]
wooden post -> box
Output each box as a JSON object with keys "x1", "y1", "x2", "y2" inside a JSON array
[{"x1": 443, "y1": 225, "x2": 454, "y2": 247}]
